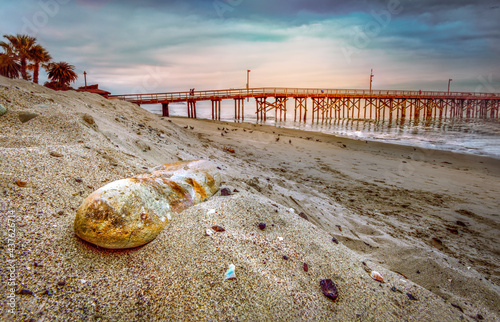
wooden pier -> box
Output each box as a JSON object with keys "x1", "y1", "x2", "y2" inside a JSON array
[{"x1": 110, "y1": 88, "x2": 500, "y2": 122}]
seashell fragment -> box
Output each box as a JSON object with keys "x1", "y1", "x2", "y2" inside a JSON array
[
  {"x1": 370, "y1": 271, "x2": 385, "y2": 283},
  {"x1": 224, "y1": 264, "x2": 236, "y2": 280},
  {"x1": 74, "y1": 160, "x2": 221, "y2": 249}
]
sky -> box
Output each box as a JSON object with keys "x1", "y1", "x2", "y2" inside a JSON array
[{"x1": 0, "y1": 0, "x2": 499, "y2": 95}]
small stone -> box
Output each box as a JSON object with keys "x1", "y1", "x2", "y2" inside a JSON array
[
  {"x1": 18, "y1": 112, "x2": 39, "y2": 123},
  {"x1": 205, "y1": 229, "x2": 214, "y2": 236},
  {"x1": 0, "y1": 104, "x2": 6, "y2": 116},
  {"x1": 258, "y1": 223, "x2": 266, "y2": 230},
  {"x1": 298, "y1": 212, "x2": 308, "y2": 221},
  {"x1": 57, "y1": 211, "x2": 65, "y2": 216},
  {"x1": 57, "y1": 281, "x2": 66, "y2": 287},
  {"x1": 82, "y1": 114, "x2": 95, "y2": 125},
  {"x1": 406, "y1": 293, "x2": 418, "y2": 301},
  {"x1": 75, "y1": 178, "x2": 83, "y2": 183},
  {"x1": 476, "y1": 314, "x2": 484, "y2": 320},
  {"x1": 50, "y1": 152, "x2": 63, "y2": 157},
  {"x1": 283, "y1": 255, "x2": 289, "y2": 260},
  {"x1": 220, "y1": 188, "x2": 231, "y2": 196},
  {"x1": 332, "y1": 237, "x2": 339, "y2": 244},
  {"x1": 15, "y1": 180, "x2": 28, "y2": 187},
  {"x1": 19, "y1": 289, "x2": 33, "y2": 296},
  {"x1": 336, "y1": 225, "x2": 342, "y2": 232},
  {"x1": 303, "y1": 263, "x2": 309, "y2": 272},
  {"x1": 44, "y1": 290, "x2": 53, "y2": 296},
  {"x1": 233, "y1": 189, "x2": 239, "y2": 193},
  {"x1": 320, "y1": 279, "x2": 339, "y2": 302},
  {"x1": 212, "y1": 225, "x2": 225, "y2": 232},
  {"x1": 456, "y1": 220, "x2": 466, "y2": 227}
]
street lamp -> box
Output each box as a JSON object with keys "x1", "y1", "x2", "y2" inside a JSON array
[
  {"x1": 246, "y1": 69, "x2": 251, "y2": 101},
  {"x1": 369, "y1": 69, "x2": 374, "y2": 93},
  {"x1": 448, "y1": 78, "x2": 453, "y2": 94},
  {"x1": 84, "y1": 71, "x2": 87, "y2": 88}
]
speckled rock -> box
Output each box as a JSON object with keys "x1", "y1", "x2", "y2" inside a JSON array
[
  {"x1": 74, "y1": 160, "x2": 221, "y2": 249},
  {"x1": 0, "y1": 104, "x2": 6, "y2": 116}
]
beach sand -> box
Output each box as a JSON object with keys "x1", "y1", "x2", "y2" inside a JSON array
[{"x1": 0, "y1": 76, "x2": 498, "y2": 321}]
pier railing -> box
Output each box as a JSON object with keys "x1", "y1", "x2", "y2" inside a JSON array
[{"x1": 109, "y1": 87, "x2": 499, "y2": 104}]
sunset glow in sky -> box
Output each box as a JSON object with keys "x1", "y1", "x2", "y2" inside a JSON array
[{"x1": 1, "y1": 0, "x2": 499, "y2": 94}]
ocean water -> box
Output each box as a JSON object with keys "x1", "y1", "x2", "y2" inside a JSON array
[{"x1": 143, "y1": 101, "x2": 500, "y2": 159}]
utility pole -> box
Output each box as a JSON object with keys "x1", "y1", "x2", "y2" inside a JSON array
[
  {"x1": 84, "y1": 71, "x2": 87, "y2": 88},
  {"x1": 369, "y1": 69, "x2": 374, "y2": 93},
  {"x1": 448, "y1": 78, "x2": 453, "y2": 94}
]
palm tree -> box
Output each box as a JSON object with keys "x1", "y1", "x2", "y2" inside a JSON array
[
  {"x1": 46, "y1": 62, "x2": 78, "y2": 89},
  {"x1": 0, "y1": 43, "x2": 20, "y2": 79},
  {"x1": 28, "y1": 44, "x2": 52, "y2": 84},
  {"x1": 2, "y1": 34, "x2": 37, "y2": 80}
]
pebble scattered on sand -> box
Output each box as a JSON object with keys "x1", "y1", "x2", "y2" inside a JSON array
[
  {"x1": 406, "y1": 293, "x2": 418, "y2": 301},
  {"x1": 15, "y1": 180, "x2": 27, "y2": 187},
  {"x1": 320, "y1": 279, "x2": 339, "y2": 302},
  {"x1": 50, "y1": 151, "x2": 64, "y2": 157},
  {"x1": 82, "y1": 113, "x2": 95, "y2": 125},
  {"x1": 221, "y1": 188, "x2": 232, "y2": 196},
  {"x1": 332, "y1": 237, "x2": 339, "y2": 244},
  {"x1": 303, "y1": 263, "x2": 309, "y2": 272},
  {"x1": 18, "y1": 111, "x2": 39, "y2": 123},
  {"x1": 298, "y1": 212, "x2": 308, "y2": 221},
  {"x1": 258, "y1": 223, "x2": 266, "y2": 230},
  {"x1": 212, "y1": 225, "x2": 225, "y2": 232},
  {"x1": 0, "y1": 104, "x2": 6, "y2": 116}
]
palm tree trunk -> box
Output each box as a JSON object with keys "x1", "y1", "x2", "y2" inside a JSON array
[
  {"x1": 20, "y1": 57, "x2": 28, "y2": 80},
  {"x1": 33, "y1": 63, "x2": 40, "y2": 84}
]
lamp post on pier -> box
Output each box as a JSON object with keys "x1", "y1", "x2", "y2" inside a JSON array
[
  {"x1": 246, "y1": 69, "x2": 251, "y2": 101},
  {"x1": 84, "y1": 71, "x2": 87, "y2": 88},
  {"x1": 448, "y1": 78, "x2": 453, "y2": 94},
  {"x1": 369, "y1": 69, "x2": 374, "y2": 95}
]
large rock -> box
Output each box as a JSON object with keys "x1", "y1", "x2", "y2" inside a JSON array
[
  {"x1": 0, "y1": 104, "x2": 6, "y2": 116},
  {"x1": 74, "y1": 160, "x2": 221, "y2": 249}
]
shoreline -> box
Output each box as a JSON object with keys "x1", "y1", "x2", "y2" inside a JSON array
[
  {"x1": 147, "y1": 107, "x2": 500, "y2": 160},
  {"x1": 168, "y1": 115, "x2": 500, "y2": 174}
]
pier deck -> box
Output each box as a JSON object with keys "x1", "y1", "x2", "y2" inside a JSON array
[{"x1": 109, "y1": 88, "x2": 500, "y2": 121}]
